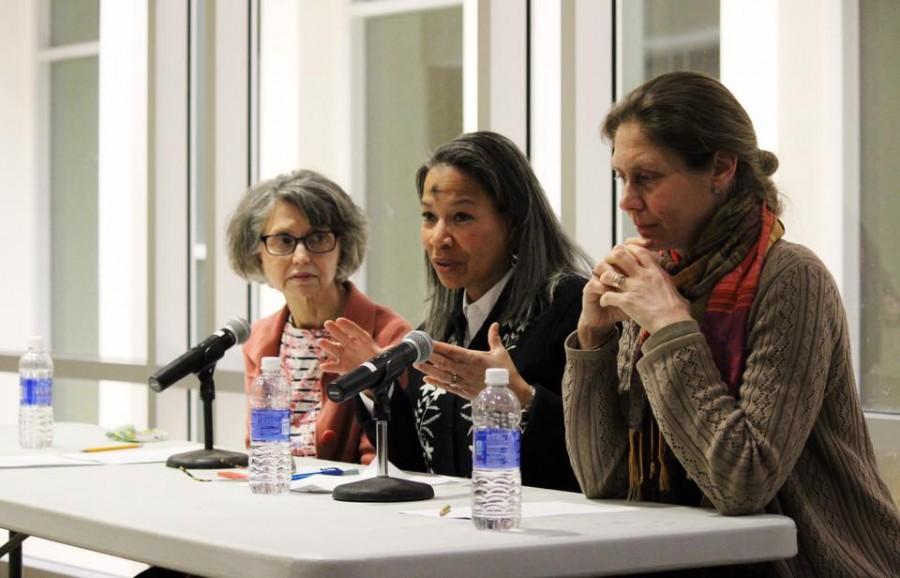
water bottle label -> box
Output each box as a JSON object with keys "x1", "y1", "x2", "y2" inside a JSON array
[
  {"x1": 251, "y1": 409, "x2": 290, "y2": 442},
  {"x1": 473, "y1": 428, "x2": 520, "y2": 469},
  {"x1": 20, "y1": 377, "x2": 52, "y2": 406}
]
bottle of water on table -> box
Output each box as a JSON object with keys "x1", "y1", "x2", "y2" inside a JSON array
[
  {"x1": 472, "y1": 367, "x2": 521, "y2": 530},
  {"x1": 249, "y1": 356, "x2": 292, "y2": 494},
  {"x1": 19, "y1": 336, "x2": 54, "y2": 449}
]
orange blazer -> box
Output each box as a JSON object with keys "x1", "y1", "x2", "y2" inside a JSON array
[{"x1": 242, "y1": 282, "x2": 410, "y2": 464}]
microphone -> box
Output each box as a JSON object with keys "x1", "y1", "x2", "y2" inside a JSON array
[
  {"x1": 326, "y1": 330, "x2": 432, "y2": 402},
  {"x1": 149, "y1": 317, "x2": 251, "y2": 392}
]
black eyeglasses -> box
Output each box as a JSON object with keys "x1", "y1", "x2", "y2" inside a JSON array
[{"x1": 260, "y1": 231, "x2": 338, "y2": 256}]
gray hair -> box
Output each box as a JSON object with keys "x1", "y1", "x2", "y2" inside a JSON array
[
  {"x1": 415, "y1": 131, "x2": 591, "y2": 340},
  {"x1": 226, "y1": 169, "x2": 367, "y2": 284}
]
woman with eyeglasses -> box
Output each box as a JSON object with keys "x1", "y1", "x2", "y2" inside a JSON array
[{"x1": 226, "y1": 169, "x2": 411, "y2": 464}]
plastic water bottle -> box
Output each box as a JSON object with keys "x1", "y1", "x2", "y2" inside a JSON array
[
  {"x1": 19, "y1": 336, "x2": 54, "y2": 449},
  {"x1": 471, "y1": 367, "x2": 521, "y2": 530},
  {"x1": 249, "y1": 356, "x2": 292, "y2": 494}
]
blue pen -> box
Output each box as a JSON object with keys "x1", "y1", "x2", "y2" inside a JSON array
[{"x1": 291, "y1": 467, "x2": 357, "y2": 481}]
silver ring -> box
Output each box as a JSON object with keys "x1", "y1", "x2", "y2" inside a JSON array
[
  {"x1": 612, "y1": 272, "x2": 626, "y2": 290},
  {"x1": 450, "y1": 373, "x2": 458, "y2": 385}
]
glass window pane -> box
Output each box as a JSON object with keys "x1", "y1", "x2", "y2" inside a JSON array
[
  {"x1": 49, "y1": 37, "x2": 148, "y2": 368},
  {"x1": 364, "y1": 7, "x2": 463, "y2": 324},
  {"x1": 51, "y1": 0, "x2": 100, "y2": 46},
  {"x1": 640, "y1": 0, "x2": 719, "y2": 82},
  {"x1": 194, "y1": 0, "x2": 215, "y2": 342},
  {"x1": 859, "y1": 0, "x2": 900, "y2": 414},
  {"x1": 875, "y1": 447, "x2": 900, "y2": 506},
  {"x1": 0, "y1": 373, "x2": 147, "y2": 430},
  {"x1": 51, "y1": 57, "x2": 99, "y2": 360},
  {"x1": 54, "y1": 378, "x2": 100, "y2": 424},
  {"x1": 257, "y1": 4, "x2": 463, "y2": 325},
  {"x1": 616, "y1": 0, "x2": 719, "y2": 242}
]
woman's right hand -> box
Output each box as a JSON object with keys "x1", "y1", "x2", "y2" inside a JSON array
[
  {"x1": 577, "y1": 238, "x2": 650, "y2": 349},
  {"x1": 318, "y1": 318, "x2": 382, "y2": 375}
]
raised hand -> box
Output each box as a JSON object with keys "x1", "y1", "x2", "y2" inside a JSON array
[
  {"x1": 318, "y1": 317, "x2": 382, "y2": 375},
  {"x1": 415, "y1": 323, "x2": 533, "y2": 405}
]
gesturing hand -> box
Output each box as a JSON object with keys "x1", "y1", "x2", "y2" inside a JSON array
[
  {"x1": 318, "y1": 317, "x2": 382, "y2": 375},
  {"x1": 415, "y1": 323, "x2": 533, "y2": 406}
]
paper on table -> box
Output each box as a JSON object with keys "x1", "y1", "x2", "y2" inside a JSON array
[
  {"x1": 291, "y1": 460, "x2": 461, "y2": 493},
  {"x1": 61, "y1": 444, "x2": 203, "y2": 465},
  {"x1": 401, "y1": 500, "x2": 639, "y2": 519},
  {"x1": 0, "y1": 454, "x2": 95, "y2": 469}
]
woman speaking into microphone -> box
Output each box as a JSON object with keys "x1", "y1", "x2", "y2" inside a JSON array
[{"x1": 323, "y1": 132, "x2": 592, "y2": 492}]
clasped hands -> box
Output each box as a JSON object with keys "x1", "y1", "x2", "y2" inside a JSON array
[
  {"x1": 319, "y1": 319, "x2": 532, "y2": 405},
  {"x1": 577, "y1": 238, "x2": 692, "y2": 350}
]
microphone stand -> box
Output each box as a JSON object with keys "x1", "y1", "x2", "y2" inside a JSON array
[
  {"x1": 332, "y1": 366, "x2": 434, "y2": 502},
  {"x1": 166, "y1": 364, "x2": 248, "y2": 469}
]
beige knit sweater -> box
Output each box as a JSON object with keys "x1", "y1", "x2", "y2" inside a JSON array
[{"x1": 563, "y1": 240, "x2": 900, "y2": 577}]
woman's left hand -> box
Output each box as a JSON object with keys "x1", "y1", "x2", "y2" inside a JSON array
[
  {"x1": 415, "y1": 322, "x2": 531, "y2": 404},
  {"x1": 598, "y1": 243, "x2": 692, "y2": 334},
  {"x1": 318, "y1": 317, "x2": 382, "y2": 375}
]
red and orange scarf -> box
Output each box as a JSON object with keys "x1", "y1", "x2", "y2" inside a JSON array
[{"x1": 626, "y1": 199, "x2": 784, "y2": 502}]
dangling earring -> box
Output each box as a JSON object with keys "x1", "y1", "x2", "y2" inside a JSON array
[{"x1": 510, "y1": 253, "x2": 519, "y2": 267}]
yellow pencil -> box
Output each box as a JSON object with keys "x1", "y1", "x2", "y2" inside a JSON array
[{"x1": 81, "y1": 443, "x2": 142, "y2": 453}]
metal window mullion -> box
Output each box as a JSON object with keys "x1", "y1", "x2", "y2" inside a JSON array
[
  {"x1": 0, "y1": 354, "x2": 244, "y2": 393},
  {"x1": 35, "y1": 41, "x2": 100, "y2": 63},
  {"x1": 348, "y1": 0, "x2": 463, "y2": 19},
  {"x1": 248, "y1": 0, "x2": 260, "y2": 324},
  {"x1": 187, "y1": 0, "x2": 200, "y2": 441}
]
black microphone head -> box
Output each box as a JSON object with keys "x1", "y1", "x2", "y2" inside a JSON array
[
  {"x1": 403, "y1": 330, "x2": 432, "y2": 363},
  {"x1": 148, "y1": 375, "x2": 164, "y2": 393},
  {"x1": 148, "y1": 317, "x2": 251, "y2": 393},
  {"x1": 224, "y1": 317, "x2": 251, "y2": 344}
]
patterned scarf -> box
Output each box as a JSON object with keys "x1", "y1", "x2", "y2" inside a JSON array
[{"x1": 625, "y1": 194, "x2": 784, "y2": 503}]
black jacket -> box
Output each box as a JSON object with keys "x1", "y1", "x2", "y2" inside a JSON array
[{"x1": 358, "y1": 274, "x2": 585, "y2": 492}]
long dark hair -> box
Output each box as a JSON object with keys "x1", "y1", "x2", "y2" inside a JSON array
[{"x1": 416, "y1": 131, "x2": 591, "y2": 339}]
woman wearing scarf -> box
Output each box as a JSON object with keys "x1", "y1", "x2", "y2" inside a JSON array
[{"x1": 563, "y1": 71, "x2": 900, "y2": 577}]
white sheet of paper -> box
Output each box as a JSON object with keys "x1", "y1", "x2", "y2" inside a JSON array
[
  {"x1": 291, "y1": 461, "x2": 461, "y2": 493},
  {"x1": 401, "y1": 500, "x2": 639, "y2": 519},
  {"x1": 0, "y1": 454, "x2": 95, "y2": 468},
  {"x1": 61, "y1": 444, "x2": 203, "y2": 465}
]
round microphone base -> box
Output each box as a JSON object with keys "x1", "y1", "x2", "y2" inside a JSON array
[
  {"x1": 166, "y1": 448, "x2": 248, "y2": 469},
  {"x1": 332, "y1": 475, "x2": 434, "y2": 502}
]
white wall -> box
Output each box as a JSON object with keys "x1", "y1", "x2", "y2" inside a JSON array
[
  {"x1": 721, "y1": 0, "x2": 856, "y2": 293},
  {"x1": 530, "y1": 0, "x2": 565, "y2": 216},
  {"x1": 97, "y1": 0, "x2": 149, "y2": 429},
  {"x1": 257, "y1": 0, "x2": 349, "y2": 318},
  {"x1": 722, "y1": 0, "x2": 860, "y2": 374},
  {"x1": 720, "y1": 0, "x2": 778, "y2": 153},
  {"x1": 259, "y1": 0, "x2": 301, "y2": 182},
  {"x1": 776, "y1": 0, "x2": 854, "y2": 287},
  {"x1": 259, "y1": 0, "x2": 348, "y2": 185},
  {"x1": 0, "y1": 0, "x2": 37, "y2": 424}
]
